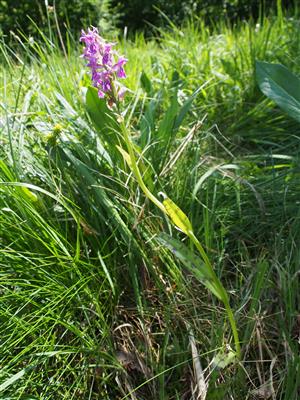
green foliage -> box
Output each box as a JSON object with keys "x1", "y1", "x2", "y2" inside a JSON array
[
  {"x1": 0, "y1": 0, "x2": 296, "y2": 40},
  {"x1": 0, "y1": 0, "x2": 103, "y2": 38},
  {"x1": 111, "y1": 0, "x2": 295, "y2": 33},
  {"x1": 256, "y1": 61, "x2": 300, "y2": 123},
  {"x1": 85, "y1": 86, "x2": 122, "y2": 162}
]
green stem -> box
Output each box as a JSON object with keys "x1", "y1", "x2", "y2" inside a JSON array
[
  {"x1": 224, "y1": 298, "x2": 241, "y2": 359},
  {"x1": 117, "y1": 109, "x2": 241, "y2": 359},
  {"x1": 189, "y1": 230, "x2": 241, "y2": 359},
  {"x1": 119, "y1": 118, "x2": 166, "y2": 213}
]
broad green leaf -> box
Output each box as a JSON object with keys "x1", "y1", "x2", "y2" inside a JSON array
[
  {"x1": 256, "y1": 61, "x2": 300, "y2": 123},
  {"x1": 158, "y1": 233, "x2": 222, "y2": 299},
  {"x1": 21, "y1": 187, "x2": 38, "y2": 202},
  {"x1": 85, "y1": 87, "x2": 121, "y2": 161},
  {"x1": 160, "y1": 194, "x2": 192, "y2": 235}
]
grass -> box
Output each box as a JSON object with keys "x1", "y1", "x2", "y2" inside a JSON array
[{"x1": 0, "y1": 6, "x2": 300, "y2": 399}]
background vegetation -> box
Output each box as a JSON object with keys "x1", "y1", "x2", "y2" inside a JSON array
[
  {"x1": 0, "y1": 1, "x2": 299, "y2": 399},
  {"x1": 0, "y1": 0, "x2": 298, "y2": 38},
  {"x1": 0, "y1": 0, "x2": 105, "y2": 38},
  {"x1": 111, "y1": 0, "x2": 297, "y2": 32}
]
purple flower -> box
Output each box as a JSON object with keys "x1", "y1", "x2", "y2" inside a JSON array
[
  {"x1": 80, "y1": 27, "x2": 127, "y2": 102},
  {"x1": 102, "y1": 78, "x2": 111, "y2": 92},
  {"x1": 102, "y1": 52, "x2": 111, "y2": 65},
  {"x1": 118, "y1": 67, "x2": 126, "y2": 79},
  {"x1": 113, "y1": 57, "x2": 127, "y2": 78}
]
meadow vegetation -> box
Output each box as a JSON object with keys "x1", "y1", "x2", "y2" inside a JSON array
[{"x1": 0, "y1": 5, "x2": 299, "y2": 399}]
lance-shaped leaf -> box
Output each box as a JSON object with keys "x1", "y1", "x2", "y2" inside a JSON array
[
  {"x1": 158, "y1": 233, "x2": 222, "y2": 300},
  {"x1": 116, "y1": 145, "x2": 133, "y2": 169},
  {"x1": 160, "y1": 193, "x2": 193, "y2": 235}
]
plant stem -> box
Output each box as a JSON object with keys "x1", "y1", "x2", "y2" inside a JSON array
[
  {"x1": 224, "y1": 298, "x2": 241, "y2": 358},
  {"x1": 119, "y1": 118, "x2": 166, "y2": 213},
  {"x1": 117, "y1": 111, "x2": 241, "y2": 359},
  {"x1": 189, "y1": 231, "x2": 241, "y2": 358}
]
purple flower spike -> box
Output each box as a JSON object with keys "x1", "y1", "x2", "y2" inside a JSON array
[{"x1": 80, "y1": 27, "x2": 127, "y2": 102}]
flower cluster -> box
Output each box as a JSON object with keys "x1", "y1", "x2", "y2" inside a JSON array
[{"x1": 80, "y1": 27, "x2": 127, "y2": 101}]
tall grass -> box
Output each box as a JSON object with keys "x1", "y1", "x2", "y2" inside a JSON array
[{"x1": 0, "y1": 7, "x2": 299, "y2": 399}]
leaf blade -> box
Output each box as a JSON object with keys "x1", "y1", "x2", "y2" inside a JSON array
[
  {"x1": 256, "y1": 61, "x2": 300, "y2": 123},
  {"x1": 158, "y1": 233, "x2": 222, "y2": 299}
]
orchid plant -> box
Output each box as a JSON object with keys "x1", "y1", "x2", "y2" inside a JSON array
[{"x1": 80, "y1": 27, "x2": 241, "y2": 361}]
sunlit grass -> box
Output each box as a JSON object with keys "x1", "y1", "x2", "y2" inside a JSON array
[{"x1": 0, "y1": 7, "x2": 299, "y2": 399}]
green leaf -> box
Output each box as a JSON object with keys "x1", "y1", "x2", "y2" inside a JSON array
[
  {"x1": 116, "y1": 145, "x2": 133, "y2": 169},
  {"x1": 156, "y1": 89, "x2": 179, "y2": 141},
  {"x1": 21, "y1": 187, "x2": 38, "y2": 202},
  {"x1": 173, "y1": 86, "x2": 201, "y2": 131},
  {"x1": 256, "y1": 61, "x2": 300, "y2": 123},
  {"x1": 139, "y1": 92, "x2": 161, "y2": 147},
  {"x1": 158, "y1": 233, "x2": 222, "y2": 299},
  {"x1": 160, "y1": 194, "x2": 193, "y2": 235},
  {"x1": 153, "y1": 88, "x2": 179, "y2": 171},
  {"x1": 85, "y1": 87, "x2": 121, "y2": 160},
  {"x1": 154, "y1": 85, "x2": 201, "y2": 172},
  {"x1": 51, "y1": 145, "x2": 136, "y2": 247}
]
